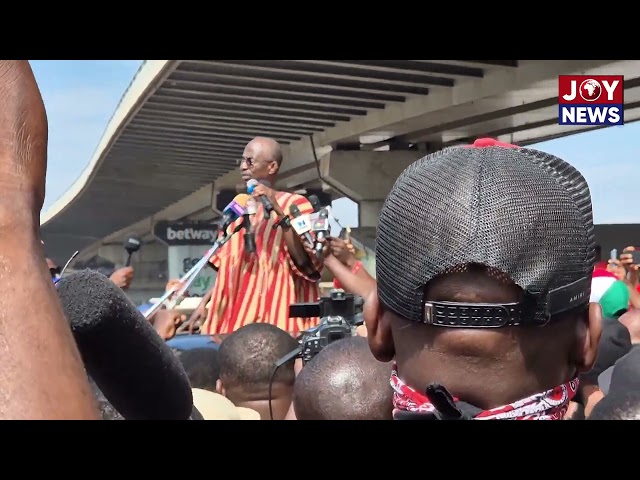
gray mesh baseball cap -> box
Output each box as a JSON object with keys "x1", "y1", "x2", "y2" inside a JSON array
[{"x1": 376, "y1": 138, "x2": 595, "y2": 328}]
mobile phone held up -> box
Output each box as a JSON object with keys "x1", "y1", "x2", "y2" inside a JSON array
[{"x1": 610, "y1": 249, "x2": 618, "y2": 268}]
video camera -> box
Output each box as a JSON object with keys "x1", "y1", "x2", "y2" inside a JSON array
[
  {"x1": 268, "y1": 290, "x2": 364, "y2": 420},
  {"x1": 288, "y1": 290, "x2": 364, "y2": 365}
]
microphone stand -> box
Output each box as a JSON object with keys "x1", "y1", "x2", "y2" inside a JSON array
[
  {"x1": 243, "y1": 199, "x2": 257, "y2": 254},
  {"x1": 143, "y1": 223, "x2": 243, "y2": 320},
  {"x1": 243, "y1": 214, "x2": 256, "y2": 253}
]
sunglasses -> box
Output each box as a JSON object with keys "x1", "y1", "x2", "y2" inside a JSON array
[{"x1": 238, "y1": 157, "x2": 256, "y2": 168}]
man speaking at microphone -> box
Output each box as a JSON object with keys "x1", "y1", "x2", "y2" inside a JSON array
[{"x1": 192, "y1": 137, "x2": 321, "y2": 336}]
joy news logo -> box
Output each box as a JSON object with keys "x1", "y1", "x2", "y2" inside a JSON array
[{"x1": 558, "y1": 75, "x2": 624, "y2": 126}]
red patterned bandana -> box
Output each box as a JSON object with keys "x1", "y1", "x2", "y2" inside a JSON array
[{"x1": 391, "y1": 364, "x2": 578, "y2": 420}]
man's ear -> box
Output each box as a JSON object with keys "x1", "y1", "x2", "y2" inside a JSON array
[
  {"x1": 268, "y1": 161, "x2": 279, "y2": 176},
  {"x1": 216, "y1": 379, "x2": 226, "y2": 397},
  {"x1": 363, "y1": 289, "x2": 395, "y2": 362},
  {"x1": 578, "y1": 302, "x2": 603, "y2": 373}
]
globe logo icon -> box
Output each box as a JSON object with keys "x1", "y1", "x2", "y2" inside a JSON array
[{"x1": 579, "y1": 79, "x2": 602, "y2": 102}]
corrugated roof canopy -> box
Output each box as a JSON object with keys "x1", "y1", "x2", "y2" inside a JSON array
[
  {"x1": 43, "y1": 60, "x2": 640, "y2": 264},
  {"x1": 41, "y1": 60, "x2": 509, "y2": 260}
]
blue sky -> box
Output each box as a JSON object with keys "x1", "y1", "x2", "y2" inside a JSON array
[
  {"x1": 35, "y1": 60, "x2": 637, "y2": 228},
  {"x1": 32, "y1": 60, "x2": 143, "y2": 211}
]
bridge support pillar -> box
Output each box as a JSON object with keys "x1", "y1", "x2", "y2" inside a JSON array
[{"x1": 321, "y1": 148, "x2": 445, "y2": 229}]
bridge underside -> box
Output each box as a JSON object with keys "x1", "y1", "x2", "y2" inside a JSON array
[{"x1": 41, "y1": 60, "x2": 640, "y2": 264}]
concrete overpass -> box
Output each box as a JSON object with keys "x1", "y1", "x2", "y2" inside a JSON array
[{"x1": 39, "y1": 60, "x2": 640, "y2": 298}]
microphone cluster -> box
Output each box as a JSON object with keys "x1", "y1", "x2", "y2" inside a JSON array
[
  {"x1": 146, "y1": 183, "x2": 332, "y2": 319},
  {"x1": 288, "y1": 194, "x2": 330, "y2": 256},
  {"x1": 222, "y1": 180, "x2": 332, "y2": 256}
]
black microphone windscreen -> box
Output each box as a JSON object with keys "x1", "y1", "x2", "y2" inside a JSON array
[
  {"x1": 308, "y1": 195, "x2": 322, "y2": 212},
  {"x1": 290, "y1": 204, "x2": 301, "y2": 217},
  {"x1": 124, "y1": 236, "x2": 142, "y2": 253},
  {"x1": 57, "y1": 269, "x2": 193, "y2": 420}
]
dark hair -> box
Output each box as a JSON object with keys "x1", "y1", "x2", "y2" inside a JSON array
[
  {"x1": 293, "y1": 336, "x2": 393, "y2": 420},
  {"x1": 218, "y1": 323, "x2": 298, "y2": 391},
  {"x1": 179, "y1": 348, "x2": 220, "y2": 392},
  {"x1": 590, "y1": 391, "x2": 640, "y2": 420}
]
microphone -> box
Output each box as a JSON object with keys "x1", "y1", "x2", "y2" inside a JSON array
[
  {"x1": 246, "y1": 179, "x2": 274, "y2": 217},
  {"x1": 244, "y1": 199, "x2": 257, "y2": 253},
  {"x1": 220, "y1": 193, "x2": 251, "y2": 233},
  {"x1": 312, "y1": 208, "x2": 330, "y2": 259},
  {"x1": 90, "y1": 378, "x2": 204, "y2": 420},
  {"x1": 308, "y1": 194, "x2": 323, "y2": 213},
  {"x1": 124, "y1": 235, "x2": 142, "y2": 267},
  {"x1": 289, "y1": 204, "x2": 314, "y2": 245},
  {"x1": 56, "y1": 269, "x2": 194, "y2": 420}
]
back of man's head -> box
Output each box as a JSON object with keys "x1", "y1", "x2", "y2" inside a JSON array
[
  {"x1": 179, "y1": 348, "x2": 220, "y2": 392},
  {"x1": 589, "y1": 391, "x2": 640, "y2": 420},
  {"x1": 366, "y1": 138, "x2": 602, "y2": 419},
  {"x1": 294, "y1": 336, "x2": 392, "y2": 420},
  {"x1": 217, "y1": 323, "x2": 298, "y2": 401}
]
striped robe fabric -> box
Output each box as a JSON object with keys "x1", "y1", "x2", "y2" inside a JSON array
[{"x1": 201, "y1": 191, "x2": 321, "y2": 335}]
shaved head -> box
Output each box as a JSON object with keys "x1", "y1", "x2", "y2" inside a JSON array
[
  {"x1": 293, "y1": 336, "x2": 393, "y2": 420},
  {"x1": 240, "y1": 136, "x2": 284, "y2": 184},
  {"x1": 247, "y1": 137, "x2": 283, "y2": 166}
]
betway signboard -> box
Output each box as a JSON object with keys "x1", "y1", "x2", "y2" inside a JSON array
[
  {"x1": 153, "y1": 221, "x2": 219, "y2": 296},
  {"x1": 153, "y1": 221, "x2": 219, "y2": 246},
  {"x1": 167, "y1": 245, "x2": 216, "y2": 296}
]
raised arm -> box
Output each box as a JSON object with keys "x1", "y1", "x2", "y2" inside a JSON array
[{"x1": 0, "y1": 60, "x2": 98, "y2": 419}]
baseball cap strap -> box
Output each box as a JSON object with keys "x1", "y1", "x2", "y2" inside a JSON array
[
  {"x1": 422, "y1": 300, "x2": 529, "y2": 327},
  {"x1": 546, "y1": 276, "x2": 591, "y2": 317},
  {"x1": 421, "y1": 276, "x2": 591, "y2": 328}
]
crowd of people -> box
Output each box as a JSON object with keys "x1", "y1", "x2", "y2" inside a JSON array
[{"x1": 9, "y1": 58, "x2": 638, "y2": 420}]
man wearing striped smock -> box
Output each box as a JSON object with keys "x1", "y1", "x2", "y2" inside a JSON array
[{"x1": 195, "y1": 137, "x2": 321, "y2": 336}]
